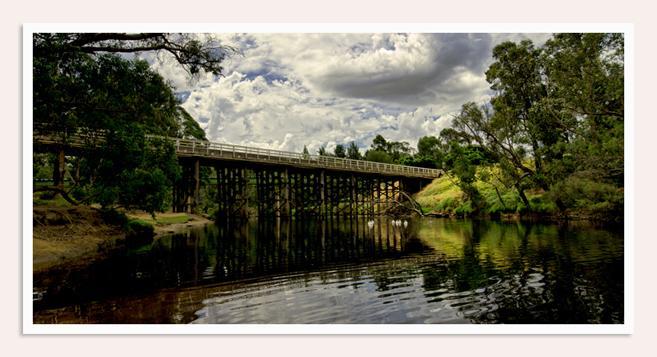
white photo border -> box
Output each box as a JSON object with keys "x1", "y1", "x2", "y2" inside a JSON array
[{"x1": 22, "y1": 22, "x2": 634, "y2": 334}]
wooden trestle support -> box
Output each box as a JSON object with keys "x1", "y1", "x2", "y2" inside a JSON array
[{"x1": 173, "y1": 160, "x2": 422, "y2": 218}]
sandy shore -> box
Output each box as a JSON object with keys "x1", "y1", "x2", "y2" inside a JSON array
[{"x1": 33, "y1": 206, "x2": 212, "y2": 273}]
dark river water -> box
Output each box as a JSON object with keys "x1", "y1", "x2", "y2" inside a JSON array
[{"x1": 33, "y1": 217, "x2": 624, "y2": 324}]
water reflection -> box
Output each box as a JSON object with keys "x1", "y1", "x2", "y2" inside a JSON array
[{"x1": 33, "y1": 218, "x2": 623, "y2": 324}]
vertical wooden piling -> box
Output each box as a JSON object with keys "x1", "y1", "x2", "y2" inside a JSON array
[
  {"x1": 319, "y1": 170, "x2": 326, "y2": 218},
  {"x1": 192, "y1": 158, "x2": 200, "y2": 213}
]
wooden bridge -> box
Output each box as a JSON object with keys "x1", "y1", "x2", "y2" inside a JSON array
[{"x1": 34, "y1": 129, "x2": 442, "y2": 218}]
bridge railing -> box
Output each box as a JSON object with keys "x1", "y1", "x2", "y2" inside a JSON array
[
  {"x1": 167, "y1": 136, "x2": 442, "y2": 178},
  {"x1": 34, "y1": 127, "x2": 442, "y2": 179}
]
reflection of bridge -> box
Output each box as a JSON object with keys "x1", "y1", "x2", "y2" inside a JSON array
[{"x1": 34, "y1": 129, "x2": 442, "y2": 217}]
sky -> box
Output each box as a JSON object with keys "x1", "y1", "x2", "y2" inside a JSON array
[{"x1": 146, "y1": 33, "x2": 552, "y2": 154}]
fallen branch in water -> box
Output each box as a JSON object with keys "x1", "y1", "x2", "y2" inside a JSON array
[{"x1": 385, "y1": 191, "x2": 425, "y2": 217}]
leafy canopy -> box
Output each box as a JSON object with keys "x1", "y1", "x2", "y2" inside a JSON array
[{"x1": 33, "y1": 33, "x2": 231, "y2": 214}]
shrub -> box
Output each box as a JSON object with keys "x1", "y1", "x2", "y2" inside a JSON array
[
  {"x1": 125, "y1": 219, "x2": 155, "y2": 246},
  {"x1": 547, "y1": 176, "x2": 623, "y2": 219},
  {"x1": 100, "y1": 208, "x2": 128, "y2": 226}
]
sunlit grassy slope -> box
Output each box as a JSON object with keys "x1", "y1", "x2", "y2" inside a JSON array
[{"x1": 414, "y1": 174, "x2": 556, "y2": 216}]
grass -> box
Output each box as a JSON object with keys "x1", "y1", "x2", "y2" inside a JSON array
[
  {"x1": 415, "y1": 176, "x2": 463, "y2": 213},
  {"x1": 34, "y1": 192, "x2": 192, "y2": 226},
  {"x1": 414, "y1": 172, "x2": 557, "y2": 217},
  {"x1": 126, "y1": 212, "x2": 191, "y2": 226},
  {"x1": 33, "y1": 192, "x2": 73, "y2": 207}
]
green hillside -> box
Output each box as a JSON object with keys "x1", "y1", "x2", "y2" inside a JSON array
[
  {"x1": 415, "y1": 174, "x2": 557, "y2": 217},
  {"x1": 414, "y1": 171, "x2": 622, "y2": 221}
]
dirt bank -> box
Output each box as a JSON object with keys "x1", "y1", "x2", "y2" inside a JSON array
[
  {"x1": 33, "y1": 206, "x2": 212, "y2": 273},
  {"x1": 33, "y1": 206, "x2": 126, "y2": 273}
]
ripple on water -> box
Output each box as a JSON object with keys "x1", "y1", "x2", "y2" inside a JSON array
[{"x1": 33, "y1": 218, "x2": 624, "y2": 324}]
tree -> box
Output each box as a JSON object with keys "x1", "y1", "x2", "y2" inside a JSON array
[
  {"x1": 52, "y1": 55, "x2": 187, "y2": 213},
  {"x1": 371, "y1": 135, "x2": 388, "y2": 152},
  {"x1": 443, "y1": 141, "x2": 485, "y2": 212},
  {"x1": 443, "y1": 34, "x2": 624, "y2": 216},
  {"x1": 366, "y1": 134, "x2": 412, "y2": 164},
  {"x1": 417, "y1": 136, "x2": 441, "y2": 157},
  {"x1": 485, "y1": 40, "x2": 552, "y2": 190},
  {"x1": 33, "y1": 33, "x2": 232, "y2": 214},
  {"x1": 400, "y1": 155, "x2": 439, "y2": 169},
  {"x1": 415, "y1": 135, "x2": 444, "y2": 168},
  {"x1": 450, "y1": 102, "x2": 533, "y2": 207},
  {"x1": 542, "y1": 33, "x2": 624, "y2": 187},
  {"x1": 365, "y1": 150, "x2": 393, "y2": 164},
  {"x1": 302, "y1": 145, "x2": 310, "y2": 159},
  {"x1": 318, "y1": 145, "x2": 329, "y2": 156},
  {"x1": 334, "y1": 144, "x2": 346, "y2": 158},
  {"x1": 387, "y1": 141, "x2": 412, "y2": 163},
  {"x1": 175, "y1": 106, "x2": 208, "y2": 140},
  {"x1": 33, "y1": 33, "x2": 236, "y2": 77},
  {"x1": 347, "y1": 142, "x2": 362, "y2": 160}
]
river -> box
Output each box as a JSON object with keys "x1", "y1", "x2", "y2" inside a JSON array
[{"x1": 33, "y1": 217, "x2": 624, "y2": 324}]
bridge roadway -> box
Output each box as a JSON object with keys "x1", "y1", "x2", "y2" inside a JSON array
[{"x1": 34, "y1": 130, "x2": 443, "y2": 179}]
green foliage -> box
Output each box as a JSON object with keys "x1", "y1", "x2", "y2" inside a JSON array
[
  {"x1": 347, "y1": 141, "x2": 362, "y2": 160},
  {"x1": 99, "y1": 208, "x2": 128, "y2": 226},
  {"x1": 414, "y1": 135, "x2": 444, "y2": 168},
  {"x1": 125, "y1": 219, "x2": 154, "y2": 235},
  {"x1": 547, "y1": 176, "x2": 623, "y2": 219},
  {"x1": 365, "y1": 150, "x2": 393, "y2": 164},
  {"x1": 175, "y1": 106, "x2": 208, "y2": 140},
  {"x1": 33, "y1": 153, "x2": 55, "y2": 180},
  {"x1": 417, "y1": 136, "x2": 441, "y2": 156},
  {"x1": 33, "y1": 37, "x2": 216, "y2": 214},
  {"x1": 364, "y1": 134, "x2": 412, "y2": 164},
  {"x1": 125, "y1": 219, "x2": 155, "y2": 246},
  {"x1": 33, "y1": 33, "x2": 235, "y2": 78},
  {"x1": 426, "y1": 33, "x2": 624, "y2": 220},
  {"x1": 128, "y1": 213, "x2": 190, "y2": 226},
  {"x1": 154, "y1": 214, "x2": 190, "y2": 225},
  {"x1": 33, "y1": 192, "x2": 73, "y2": 207},
  {"x1": 371, "y1": 134, "x2": 388, "y2": 152},
  {"x1": 119, "y1": 168, "x2": 169, "y2": 212},
  {"x1": 400, "y1": 154, "x2": 438, "y2": 168},
  {"x1": 334, "y1": 144, "x2": 346, "y2": 158},
  {"x1": 416, "y1": 173, "x2": 551, "y2": 217}
]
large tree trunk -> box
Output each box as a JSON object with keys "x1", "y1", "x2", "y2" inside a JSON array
[{"x1": 52, "y1": 149, "x2": 66, "y2": 189}]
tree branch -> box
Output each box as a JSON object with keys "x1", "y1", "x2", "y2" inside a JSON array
[
  {"x1": 70, "y1": 33, "x2": 165, "y2": 47},
  {"x1": 34, "y1": 186, "x2": 80, "y2": 206}
]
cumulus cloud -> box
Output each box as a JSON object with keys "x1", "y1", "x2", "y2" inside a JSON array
[
  {"x1": 145, "y1": 32, "x2": 551, "y2": 153},
  {"x1": 305, "y1": 33, "x2": 492, "y2": 106}
]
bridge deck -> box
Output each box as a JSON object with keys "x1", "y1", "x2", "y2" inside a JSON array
[{"x1": 34, "y1": 131, "x2": 443, "y2": 179}]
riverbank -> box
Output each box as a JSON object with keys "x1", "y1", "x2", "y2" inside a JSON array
[
  {"x1": 124, "y1": 211, "x2": 212, "y2": 237},
  {"x1": 414, "y1": 174, "x2": 623, "y2": 223},
  {"x1": 33, "y1": 205, "x2": 211, "y2": 273}
]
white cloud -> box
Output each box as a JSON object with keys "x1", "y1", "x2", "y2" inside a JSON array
[{"x1": 146, "y1": 32, "x2": 552, "y2": 153}]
